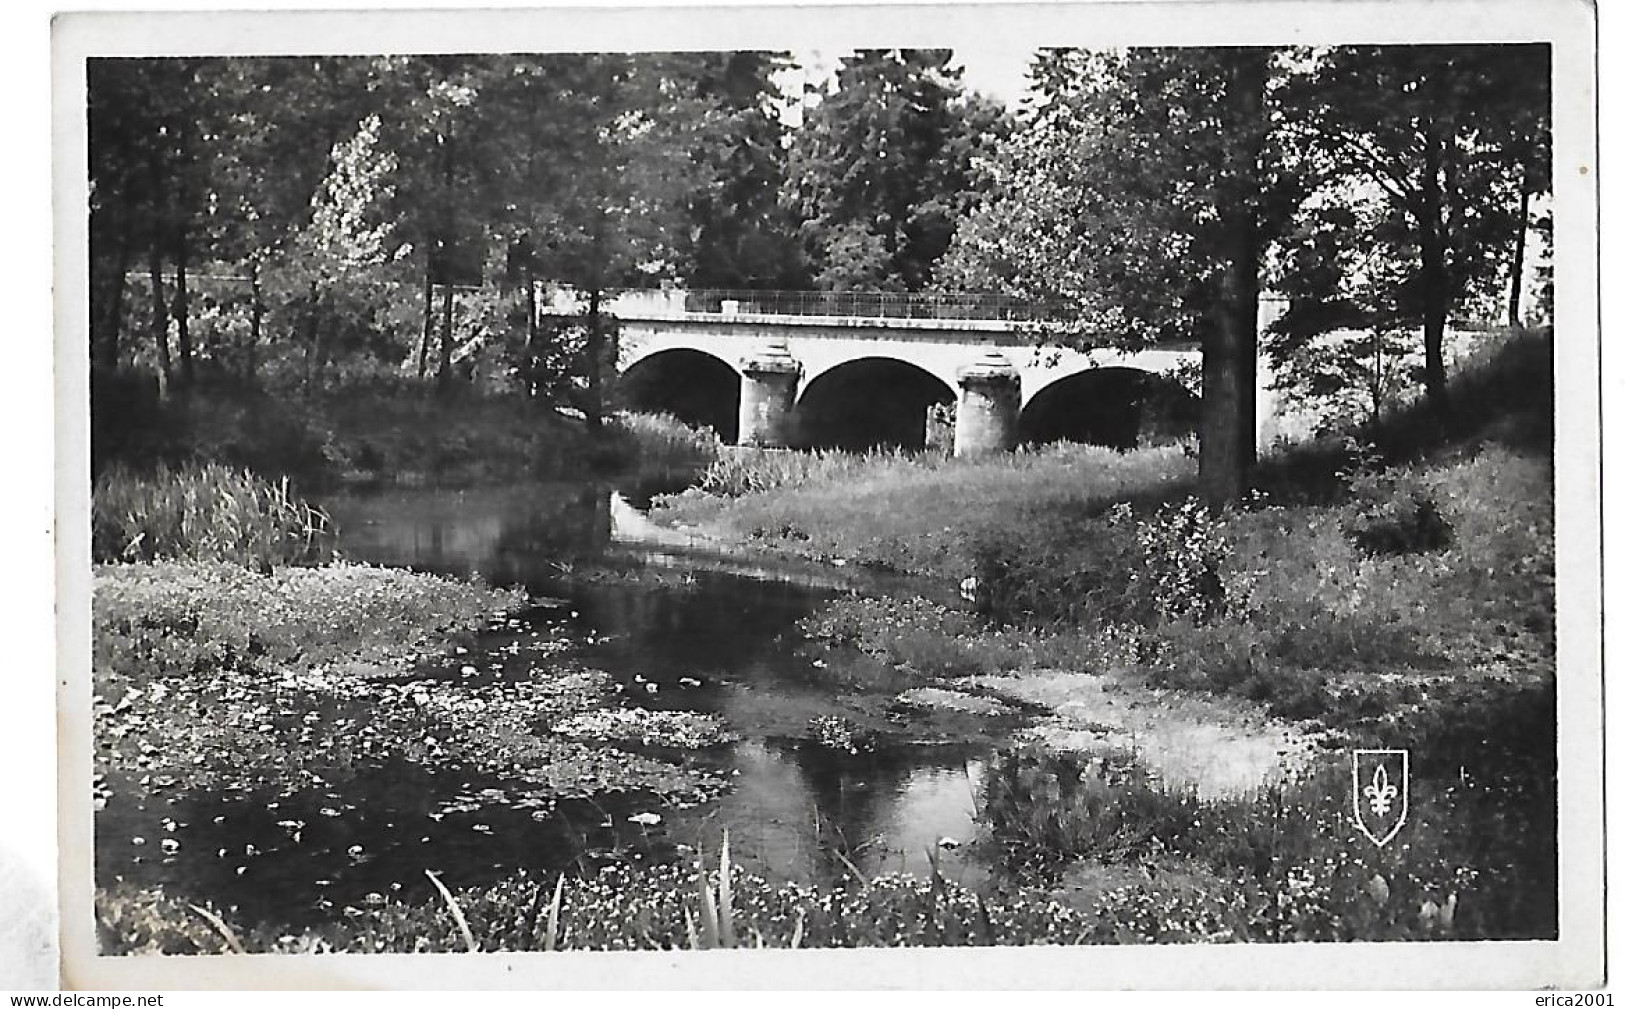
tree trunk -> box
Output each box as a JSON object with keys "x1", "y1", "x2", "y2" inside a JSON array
[
  {"x1": 1370, "y1": 327, "x2": 1384, "y2": 428},
  {"x1": 585, "y1": 286, "x2": 604, "y2": 431},
  {"x1": 246, "y1": 261, "x2": 262, "y2": 383},
  {"x1": 173, "y1": 223, "x2": 193, "y2": 387},
  {"x1": 1508, "y1": 166, "x2": 1531, "y2": 327},
  {"x1": 1231, "y1": 205, "x2": 1261, "y2": 475},
  {"x1": 436, "y1": 281, "x2": 455, "y2": 393},
  {"x1": 303, "y1": 284, "x2": 322, "y2": 391},
  {"x1": 147, "y1": 245, "x2": 171, "y2": 392},
  {"x1": 524, "y1": 275, "x2": 539, "y2": 398},
  {"x1": 93, "y1": 232, "x2": 130, "y2": 372},
  {"x1": 417, "y1": 262, "x2": 434, "y2": 382},
  {"x1": 1199, "y1": 317, "x2": 1244, "y2": 507},
  {"x1": 1417, "y1": 125, "x2": 1452, "y2": 415},
  {"x1": 1200, "y1": 48, "x2": 1268, "y2": 506}
]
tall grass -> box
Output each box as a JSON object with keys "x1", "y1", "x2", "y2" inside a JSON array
[
  {"x1": 92, "y1": 462, "x2": 331, "y2": 569},
  {"x1": 608, "y1": 411, "x2": 723, "y2": 471},
  {"x1": 696, "y1": 445, "x2": 945, "y2": 497},
  {"x1": 656, "y1": 442, "x2": 1194, "y2": 577}
]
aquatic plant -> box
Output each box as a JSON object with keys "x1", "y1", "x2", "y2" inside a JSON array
[
  {"x1": 552, "y1": 708, "x2": 737, "y2": 749},
  {"x1": 807, "y1": 715, "x2": 870, "y2": 754},
  {"x1": 93, "y1": 462, "x2": 332, "y2": 569},
  {"x1": 93, "y1": 563, "x2": 727, "y2": 811}
]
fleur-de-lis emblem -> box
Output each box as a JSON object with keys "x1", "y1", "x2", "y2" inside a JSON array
[
  {"x1": 1352, "y1": 749, "x2": 1409, "y2": 847},
  {"x1": 1364, "y1": 763, "x2": 1399, "y2": 816}
]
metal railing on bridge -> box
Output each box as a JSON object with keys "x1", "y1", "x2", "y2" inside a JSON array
[{"x1": 678, "y1": 289, "x2": 1070, "y2": 322}]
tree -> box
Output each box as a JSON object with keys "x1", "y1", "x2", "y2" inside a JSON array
[
  {"x1": 1282, "y1": 44, "x2": 1551, "y2": 413},
  {"x1": 193, "y1": 57, "x2": 383, "y2": 383},
  {"x1": 87, "y1": 58, "x2": 210, "y2": 387},
  {"x1": 787, "y1": 49, "x2": 1012, "y2": 292},
  {"x1": 262, "y1": 114, "x2": 410, "y2": 389},
  {"x1": 942, "y1": 47, "x2": 1296, "y2": 504},
  {"x1": 676, "y1": 51, "x2": 805, "y2": 289},
  {"x1": 368, "y1": 56, "x2": 499, "y2": 391},
  {"x1": 87, "y1": 59, "x2": 148, "y2": 374},
  {"x1": 477, "y1": 54, "x2": 726, "y2": 425}
]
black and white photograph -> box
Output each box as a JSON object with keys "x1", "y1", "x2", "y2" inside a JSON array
[{"x1": 47, "y1": 0, "x2": 1603, "y2": 990}]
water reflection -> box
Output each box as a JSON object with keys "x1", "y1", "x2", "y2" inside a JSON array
[
  {"x1": 326, "y1": 483, "x2": 614, "y2": 585},
  {"x1": 316, "y1": 481, "x2": 992, "y2": 891}
]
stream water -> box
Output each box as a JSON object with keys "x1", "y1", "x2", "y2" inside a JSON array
[
  {"x1": 322, "y1": 481, "x2": 1000, "y2": 880},
  {"x1": 97, "y1": 479, "x2": 1003, "y2": 931}
]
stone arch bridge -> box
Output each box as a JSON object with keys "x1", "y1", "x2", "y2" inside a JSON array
[{"x1": 549, "y1": 290, "x2": 1264, "y2": 456}]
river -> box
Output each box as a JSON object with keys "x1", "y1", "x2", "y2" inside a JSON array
[
  {"x1": 96, "y1": 475, "x2": 1332, "y2": 934},
  {"x1": 96, "y1": 479, "x2": 1003, "y2": 932},
  {"x1": 320, "y1": 481, "x2": 998, "y2": 886}
]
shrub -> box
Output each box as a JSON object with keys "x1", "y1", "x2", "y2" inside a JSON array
[
  {"x1": 1344, "y1": 470, "x2": 1454, "y2": 557},
  {"x1": 968, "y1": 513, "x2": 1143, "y2": 627},
  {"x1": 974, "y1": 745, "x2": 1554, "y2": 941},
  {"x1": 1124, "y1": 497, "x2": 1233, "y2": 623},
  {"x1": 92, "y1": 462, "x2": 332, "y2": 569}
]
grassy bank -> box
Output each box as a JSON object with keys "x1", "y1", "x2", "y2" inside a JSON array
[
  {"x1": 656, "y1": 441, "x2": 1195, "y2": 575},
  {"x1": 652, "y1": 332, "x2": 1555, "y2": 740}
]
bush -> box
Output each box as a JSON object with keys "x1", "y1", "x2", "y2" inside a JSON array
[
  {"x1": 1124, "y1": 497, "x2": 1233, "y2": 623},
  {"x1": 968, "y1": 513, "x2": 1143, "y2": 627},
  {"x1": 975, "y1": 745, "x2": 1554, "y2": 940},
  {"x1": 92, "y1": 462, "x2": 332, "y2": 569},
  {"x1": 1344, "y1": 470, "x2": 1454, "y2": 557},
  {"x1": 969, "y1": 497, "x2": 1240, "y2": 629}
]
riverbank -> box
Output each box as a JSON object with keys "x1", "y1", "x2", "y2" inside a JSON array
[
  {"x1": 92, "y1": 374, "x2": 719, "y2": 490},
  {"x1": 651, "y1": 332, "x2": 1556, "y2": 747}
]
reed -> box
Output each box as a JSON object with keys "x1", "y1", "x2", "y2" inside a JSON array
[
  {"x1": 694, "y1": 445, "x2": 941, "y2": 498},
  {"x1": 93, "y1": 461, "x2": 331, "y2": 569},
  {"x1": 610, "y1": 411, "x2": 724, "y2": 470},
  {"x1": 425, "y1": 869, "x2": 479, "y2": 953}
]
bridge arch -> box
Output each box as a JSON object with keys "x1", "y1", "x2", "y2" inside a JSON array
[
  {"x1": 618, "y1": 348, "x2": 742, "y2": 443},
  {"x1": 1019, "y1": 366, "x2": 1198, "y2": 450},
  {"x1": 793, "y1": 356, "x2": 956, "y2": 451}
]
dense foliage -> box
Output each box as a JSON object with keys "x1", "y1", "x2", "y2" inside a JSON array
[{"x1": 90, "y1": 46, "x2": 1549, "y2": 496}]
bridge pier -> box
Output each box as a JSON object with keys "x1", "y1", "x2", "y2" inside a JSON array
[
  {"x1": 737, "y1": 341, "x2": 802, "y2": 448},
  {"x1": 954, "y1": 351, "x2": 1021, "y2": 458}
]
